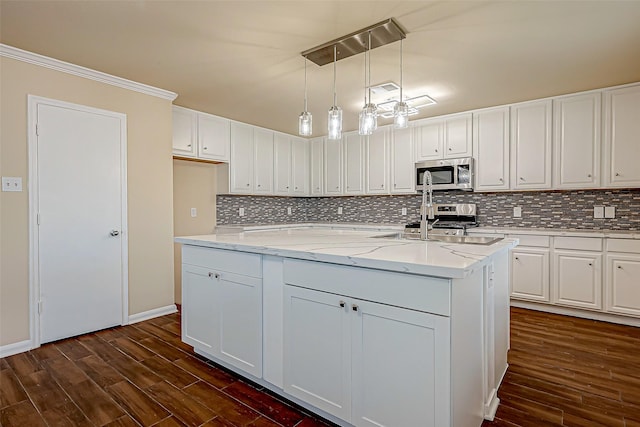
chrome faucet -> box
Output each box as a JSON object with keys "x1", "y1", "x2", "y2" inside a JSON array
[{"x1": 420, "y1": 171, "x2": 435, "y2": 240}]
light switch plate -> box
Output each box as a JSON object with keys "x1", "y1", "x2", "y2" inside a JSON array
[
  {"x1": 513, "y1": 206, "x2": 522, "y2": 218},
  {"x1": 190, "y1": 208, "x2": 197, "y2": 218},
  {"x1": 594, "y1": 206, "x2": 604, "y2": 219},
  {"x1": 2, "y1": 177, "x2": 22, "y2": 192},
  {"x1": 401, "y1": 207, "x2": 407, "y2": 216},
  {"x1": 338, "y1": 207, "x2": 343, "y2": 215},
  {"x1": 605, "y1": 206, "x2": 616, "y2": 219},
  {"x1": 239, "y1": 207, "x2": 245, "y2": 217},
  {"x1": 287, "y1": 207, "x2": 292, "y2": 215}
]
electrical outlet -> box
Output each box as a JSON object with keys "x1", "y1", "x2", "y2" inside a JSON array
[
  {"x1": 338, "y1": 207, "x2": 343, "y2": 215},
  {"x1": 605, "y1": 206, "x2": 616, "y2": 219},
  {"x1": 239, "y1": 207, "x2": 245, "y2": 217},
  {"x1": 1, "y1": 177, "x2": 22, "y2": 192},
  {"x1": 401, "y1": 207, "x2": 407, "y2": 216},
  {"x1": 287, "y1": 206, "x2": 292, "y2": 215},
  {"x1": 594, "y1": 206, "x2": 604, "y2": 219},
  {"x1": 190, "y1": 208, "x2": 197, "y2": 218},
  {"x1": 513, "y1": 206, "x2": 522, "y2": 218}
]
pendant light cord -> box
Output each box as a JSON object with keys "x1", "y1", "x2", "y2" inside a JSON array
[
  {"x1": 333, "y1": 45, "x2": 337, "y2": 107},
  {"x1": 399, "y1": 38, "x2": 403, "y2": 102},
  {"x1": 303, "y1": 56, "x2": 308, "y2": 111},
  {"x1": 367, "y1": 31, "x2": 372, "y2": 104}
]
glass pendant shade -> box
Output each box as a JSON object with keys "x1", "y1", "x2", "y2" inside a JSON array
[
  {"x1": 393, "y1": 101, "x2": 409, "y2": 128},
  {"x1": 359, "y1": 103, "x2": 378, "y2": 135},
  {"x1": 299, "y1": 111, "x2": 312, "y2": 136},
  {"x1": 328, "y1": 106, "x2": 342, "y2": 140}
]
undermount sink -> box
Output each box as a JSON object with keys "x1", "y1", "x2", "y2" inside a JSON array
[{"x1": 372, "y1": 233, "x2": 503, "y2": 246}]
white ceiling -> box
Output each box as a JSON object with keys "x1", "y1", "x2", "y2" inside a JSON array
[{"x1": 2, "y1": 1, "x2": 640, "y2": 136}]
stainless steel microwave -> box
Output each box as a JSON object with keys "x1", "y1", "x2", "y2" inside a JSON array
[{"x1": 415, "y1": 157, "x2": 474, "y2": 191}]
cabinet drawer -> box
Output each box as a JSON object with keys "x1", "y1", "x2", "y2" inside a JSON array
[
  {"x1": 182, "y1": 246, "x2": 262, "y2": 278},
  {"x1": 508, "y1": 234, "x2": 550, "y2": 247},
  {"x1": 283, "y1": 259, "x2": 450, "y2": 316},
  {"x1": 555, "y1": 237, "x2": 603, "y2": 251},
  {"x1": 607, "y1": 239, "x2": 640, "y2": 254}
]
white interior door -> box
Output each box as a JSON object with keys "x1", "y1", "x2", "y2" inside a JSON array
[{"x1": 33, "y1": 98, "x2": 127, "y2": 344}]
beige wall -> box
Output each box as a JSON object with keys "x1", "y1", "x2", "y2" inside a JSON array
[
  {"x1": 0, "y1": 56, "x2": 175, "y2": 347},
  {"x1": 173, "y1": 159, "x2": 218, "y2": 304}
]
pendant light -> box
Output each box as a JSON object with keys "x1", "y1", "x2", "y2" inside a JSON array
[
  {"x1": 327, "y1": 45, "x2": 342, "y2": 140},
  {"x1": 298, "y1": 56, "x2": 313, "y2": 136},
  {"x1": 393, "y1": 37, "x2": 409, "y2": 128},
  {"x1": 359, "y1": 31, "x2": 377, "y2": 135}
]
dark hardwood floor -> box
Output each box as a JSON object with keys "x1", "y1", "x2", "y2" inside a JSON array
[{"x1": 1, "y1": 307, "x2": 639, "y2": 426}]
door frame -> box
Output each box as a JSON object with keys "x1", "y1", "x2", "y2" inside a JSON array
[{"x1": 27, "y1": 95, "x2": 129, "y2": 348}]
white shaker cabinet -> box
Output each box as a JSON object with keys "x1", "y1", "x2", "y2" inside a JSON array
[
  {"x1": 172, "y1": 106, "x2": 230, "y2": 162},
  {"x1": 603, "y1": 85, "x2": 640, "y2": 187},
  {"x1": 309, "y1": 137, "x2": 324, "y2": 195},
  {"x1": 229, "y1": 122, "x2": 255, "y2": 193},
  {"x1": 182, "y1": 264, "x2": 216, "y2": 352},
  {"x1": 553, "y1": 93, "x2": 601, "y2": 189},
  {"x1": 324, "y1": 137, "x2": 343, "y2": 195},
  {"x1": 253, "y1": 128, "x2": 274, "y2": 194},
  {"x1": 510, "y1": 100, "x2": 552, "y2": 190},
  {"x1": 473, "y1": 107, "x2": 510, "y2": 191},
  {"x1": 274, "y1": 135, "x2": 309, "y2": 196},
  {"x1": 606, "y1": 239, "x2": 640, "y2": 317},
  {"x1": 552, "y1": 237, "x2": 603, "y2": 311},
  {"x1": 366, "y1": 129, "x2": 389, "y2": 194},
  {"x1": 343, "y1": 131, "x2": 365, "y2": 195},
  {"x1": 172, "y1": 106, "x2": 198, "y2": 157},
  {"x1": 415, "y1": 113, "x2": 472, "y2": 161},
  {"x1": 510, "y1": 234, "x2": 551, "y2": 302},
  {"x1": 391, "y1": 126, "x2": 415, "y2": 193},
  {"x1": 291, "y1": 137, "x2": 309, "y2": 195},
  {"x1": 274, "y1": 133, "x2": 292, "y2": 195}
]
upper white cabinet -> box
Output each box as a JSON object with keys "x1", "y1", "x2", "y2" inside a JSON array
[
  {"x1": 274, "y1": 133, "x2": 292, "y2": 195},
  {"x1": 324, "y1": 137, "x2": 343, "y2": 195},
  {"x1": 391, "y1": 126, "x2": 415, "y2": 193},
  {"x1": 274, "y1": 135, "x2": 309, "y2": 196},
  {"x1": 172, "y1": 106, "x2": 230, "y2": 162},
  {"x1": 253, "y1": 128, "x2": 274, "y2": 194},
  {"x1": 415, "y1": 113, "x2": 472, "y2": 161},
  {"x1": 309, "y1": 137, "x2": 324, "y2": 196},
  {"x1": 343, "y1": 131, "x2": 365, "y2": 195},
  {"x1": 473, "y1": 107, "x2": 510, "y2": 191},
  {"x1": 604, "y1": 84, "x2": 640, "y2": 187},
  {"x1": 366, "y1": 129, "x2": 389, "y2": 194},
  {"x1": 291, "y1": 137, "x2": 309, "y2": 196},
  {"x1": 553, "y1": 93, "x2": 601, "y2": 189},
  {"x1": 510, "y1": 100, "x2": 552, "y2": 190},
  {"x1": 229, "y1": 122, "x2": 255, "y2": 193}
]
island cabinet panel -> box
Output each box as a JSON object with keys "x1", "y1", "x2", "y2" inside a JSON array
[{"x1": 181, "y1": 246, "x2": 263, "y2": 378}]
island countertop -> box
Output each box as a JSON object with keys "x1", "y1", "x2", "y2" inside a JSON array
[{"x1": 175, "y1": 228, "x2": 518, "y2": 279}]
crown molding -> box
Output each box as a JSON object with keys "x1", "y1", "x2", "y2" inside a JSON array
[{"x1": 0, "y1": 44, "x2": 178, "y2": 101}]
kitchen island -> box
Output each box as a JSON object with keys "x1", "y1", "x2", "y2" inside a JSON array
[{"x1": 175, "y1": 228, "x2": 518, "y2": 427}]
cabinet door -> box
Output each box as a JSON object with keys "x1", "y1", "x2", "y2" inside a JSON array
[
  {"x1": 510, "y1": 100, "x2": 552, "y2": 189},
  {"x1": 291, "y1": 138, "x2": 309, "y2": 195},
  {"x1": 444, "y1": 113, "x2": 472, "y2": 158},
  {"x1": 309, "y1": 137, "x2": 324, "y2": 195},
  {"x1": 273, "y1": 134, "x2": 292, "y2": 195},
  {"x1": 343, "y1": 132, "x2": 365, "y2": 194},
  {"x1": 604, "y1": 85, "x2": 640, "y2": 187},
  {"x1": 366, "y1": 130, "x2": 388, "y2": 194},
  {"x1": 283, "y1": 286, "x2": 351, "y2": 421},
  {"x1": 415, "y1": 119, "x2": 443, "y2": 161},
  {"x1": 553, "y1": 93, "x2": 601, "y2": 189},
  {"x1": 253, "y1": 128, "x2": 274, "y2": 194},
  {"x1": 473, "y1": 107, "x2": 510, "y2": 191},
  {"x1": 181, "y1": 265, "x2": 217, "y2": 352},
  {"x1": 198, "y1": 113, "x2": 230, "y2": 161},
  {"x1": 217, "y1": 271, "x2": 263, "y2": 377},
  {"x1": 606, "y1": 254, "x2": 640, "y2": 317},
  {"x1": 230, "y1": 122, "x2": 254, "y2": 193},
  {"x1": 510, "y1": 248, "x2": 550, "y2": 302},
  {"x1": 391, "y1": 126, "x2": 415, "y2": 193},
  {"x1": 351, "y1": 300, "x2": 450, "y2": 427},
  {"x1": 172, "y1": 106, "x2": 197, "y2": 157},
  {"x1": 324, "y1": 137, "x2": 343, "y2": 195},
  {"x1": 553, "y1": 251, "x2": 602, "y2": 310}
]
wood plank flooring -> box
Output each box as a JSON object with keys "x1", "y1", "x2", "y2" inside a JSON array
[{"x1": 1, "y1": 307, "x2": 639, "y2": 426}]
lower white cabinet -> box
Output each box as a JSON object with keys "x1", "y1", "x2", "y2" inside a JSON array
[
  {"x1": 181, "y1": 247, "x2": 263, "y2": 377},
  {"x1": 606, "y1": 252, "x2": 640, "y2": 317},
  {"x1": 510, "y1": 248, "x2": 550, "y2": 302},
  {"x1": 283, "y1": 285, "x2": 449, "y2": 427},
  {"x1": 553, "y1": 250, "x2": 602, "y2": 310}
]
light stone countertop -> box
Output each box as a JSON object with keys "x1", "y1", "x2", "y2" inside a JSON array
[
  {"x1": 176, "y1": 228, "x2": 518, "y2": 279},
  {"x1": 469, "y1": 226, "x2": 640, "y2": 239}
]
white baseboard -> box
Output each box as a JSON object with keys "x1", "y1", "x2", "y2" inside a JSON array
[
  {"x1": 128, "y1": 304, "x2": 178, "y2": 325},
  {"x1": 0, "y1": 339, "x2": 33, "y2": 358},
  {"x1": 511, "y1": 300, "x2": 640, "y2": 327}
]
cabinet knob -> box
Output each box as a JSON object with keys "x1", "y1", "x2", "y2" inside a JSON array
[
  {"x1": 618, "y1": 265, "x2": 622, "y2": 269},
  {"x1": 520, "y1": 177, "x2": 525, "y2": 181},
  {"x1": 187, "y1": 144, "x2": 191, "y2": 147},
  {"x1": 286, "y1": 186, "x2": 289, "y2": 189},
  {"x1": 352, "y1": 304, "x2": 359, "y2": 312},
  {"x1": 295, "y1": 186, "x2": 298, "y2": 190},
  {"x1": 515, "y1": 257, "x2": 519, "y2": 261},
  {"x1": 257, "y1": 184, "x2": 261, "y2": 187},
  {"x1": 246, "y1": 183, "x2": 250, "y2": 186},
  {"x1": 316, "y1": 187, "x2": 320, "y2": 190},
  {"x1": 587, "y1": 174, "x2": 592, "y2": 178},
  {"x1": 588, "y1": 263, "x2": 592, "y2": 266},
  {"x1": 448, "y1": 148, "x2": 452, "y2": 151},
  {"x1": 380, "y1": 184, "x2": 384, "y2": 188},
  {"x1": 339, "y1": 301, "x2": 346, "y2": 308},
  {"x1": 335, "y1": 186, "x2": 339, "y2": 189},
  {"x1": 203, "y1": 146, "x2": 208, "y2": 150},
  {"x1": 208, "y1": 272, "x2": 220, "y2": 279},
  {"x1": 499, "y1": 178, "x2": 504, "y2": 182},
  {"x1": 615, "y1": 172, "x2": 620, "y2": 177}
]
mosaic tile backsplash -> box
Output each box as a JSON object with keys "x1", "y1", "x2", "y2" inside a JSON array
[{"x1": 216, "y1": 189, "x2": 640, "y2": 231}]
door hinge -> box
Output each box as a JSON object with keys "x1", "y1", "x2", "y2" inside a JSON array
[
  {"x1": 38, "y1": 301, "x2": 43, "y2": 314},
  {"x1": 37, "y1": 213, "x2": 41, "y2": 225}
]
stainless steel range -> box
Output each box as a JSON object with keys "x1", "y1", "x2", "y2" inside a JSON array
[{"x1": 405, "y1": 203, "x2": 478, "y2": 237}]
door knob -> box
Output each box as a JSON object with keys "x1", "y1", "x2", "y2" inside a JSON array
[{"x1": 110, "y1": 230, "x2": 120, "y2": 237}]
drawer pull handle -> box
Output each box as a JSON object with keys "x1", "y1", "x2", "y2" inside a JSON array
[
  {"x1": 339, "y1": 301, "x2": 346, "y2": 308},
  {"x1": 352, "y1": 304, "x2": 359, "y2": 312}
]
